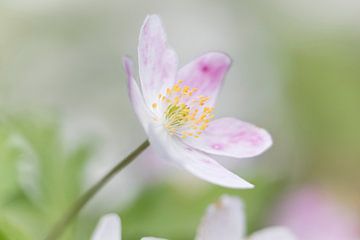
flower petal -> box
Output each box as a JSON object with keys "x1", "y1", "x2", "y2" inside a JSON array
[
  {"x1": 123, "y1": 56, "x2": 153, "y2": 133},
  {"x1": 138, "y1": 15, "x2": 178, "y2": 105},
  {"x1": 184, "y1": 117, "x2": 272, "y2": 158},
  {"x1": 176, "y1": 52, "x2": 231, "y2": 106},
  {"x1": 183, "y1": 150, "x2": 254, "y2": 189},
  {"x1": 195, "y1": 195, "x2": 246, "y2": 240},
  {"x1": 248, "y1": 227, "x2": 297, "y2": 240},
  {"x1": 148, "y1": 124, "x2": 254, "y2": 189},
  {"x1": 91, "y1": 214, "x2": 121, "y2": 240}
]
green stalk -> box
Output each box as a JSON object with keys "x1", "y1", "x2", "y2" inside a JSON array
[{"x1": 44, "y1": 140, "x2": 150, "y2": 240}]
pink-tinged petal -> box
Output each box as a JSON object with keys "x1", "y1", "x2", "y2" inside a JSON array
[
  {"x1": 248, "y1": 227, "x2": 297, "y2": 240},
  {"x1": 138, "y1": 15, "x2": 178, "y2": 105},
  {"x1": 91, "y1": 214, "x2": 121, "y2": 240},
  {"x1": 184, "y1": 117, "x2": 272, "y2": 158},
  {"x1": 148, "y1": 124, "x2": 254, "y2": 189},
  {"x1": 123, "y1": 57, "x2": 153, "y2": 133},
  {"x1": 195, "y1": 195, "x2": 246, "y2": 240},
  {"x1": 176, "y1": 52, "x2": 231, "y2": 106}
]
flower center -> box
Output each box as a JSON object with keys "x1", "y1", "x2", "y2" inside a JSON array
[{"x1": 152, "y1": 80, "x2": 214, "y2": 138}]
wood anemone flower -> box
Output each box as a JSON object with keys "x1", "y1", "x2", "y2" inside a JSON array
[{"x1": 123, "y1": 15, "x2": 272, "y2": 189}]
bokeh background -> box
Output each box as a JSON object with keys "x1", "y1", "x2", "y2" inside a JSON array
[{"x1": 1, "y1": 0, "x2": 359, "y2": 239}]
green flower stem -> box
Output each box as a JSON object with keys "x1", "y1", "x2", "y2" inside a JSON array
[{"x1": 44, "y1": 140, "x2": 150, "y2": 240}]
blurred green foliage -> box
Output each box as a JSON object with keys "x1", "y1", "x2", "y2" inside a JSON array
[{"x1": 0, "y1": 115, "x2": 94, "y2": 240}]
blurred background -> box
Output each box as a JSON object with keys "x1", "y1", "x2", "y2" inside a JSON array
[{"x1": 0, "y1": 0, "x2": 359, "y2": 239}]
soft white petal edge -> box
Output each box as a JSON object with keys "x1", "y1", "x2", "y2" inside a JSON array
[
  {"x1": 148, "y1": 124, "x2": 254, "y2": 189},
  {"x1": 91, "y1": 214, "x2": 121, "y2": 240},
  {"x1": 248, "y1": 226, "x2": 297, "y2": 240},
  {"x1": 195, "y1": 195, "x2": 246, "y2": 240},
  {"x1": 123, "y1": 57, "x2": 152, "y2": 133},
  {"x1": 138, "y1": 14, "x2": 178, "y2": 106},
  {"x1": 184, "y1": 117, "x2": 272, "y2": 158}
]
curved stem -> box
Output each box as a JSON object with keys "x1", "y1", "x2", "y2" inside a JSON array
[{"x1": 44, "y1": 140, "x2": 150, "y2": 240}]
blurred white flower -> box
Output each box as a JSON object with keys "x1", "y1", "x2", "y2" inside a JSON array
[
  {"x1": 91, "y1": 195, "x2": 296, "y2": 240},
  {"x1": 91, "y1": 214, "x2": 121, "y2": 240},
  {"x1": 91, "y1": 214, "x2": 164, "y2": 240},
  {"x1": 196, "y1": 195, "x2": 296, "y2": 240}
]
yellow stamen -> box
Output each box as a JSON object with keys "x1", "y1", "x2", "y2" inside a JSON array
[{"x1": 152, "y1": 80, "x2": 214, "y2": 139}]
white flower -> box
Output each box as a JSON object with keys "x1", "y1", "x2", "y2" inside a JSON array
[
  {"x1": 196, "y1": 195, "x2": 297, "y2": 240},
  {"x1": 91, "y1": 214, "x2": 121, "y2": 240},
  {"x1": 91, "y1": 195, "x2": 296, "y2": 240},
  {"x1": 123, "y1": 14, "x2": 272, "y2": 189}
]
